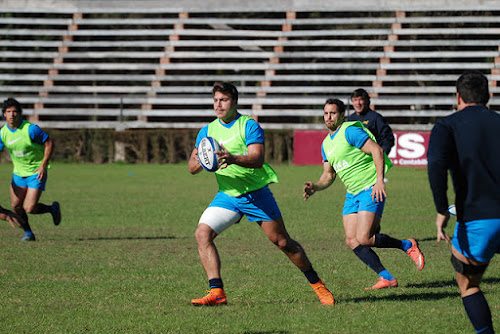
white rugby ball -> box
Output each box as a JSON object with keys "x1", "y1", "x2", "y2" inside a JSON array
[
  {"x1": 448, "y1": 204, "x2": 456, "y2": 216},
  {"x1": 197, "y1": 137, "x2": 221, "y2": 172}
]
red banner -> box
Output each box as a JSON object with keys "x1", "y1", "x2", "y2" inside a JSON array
[{"x1": 293, "y1": 130, "x2": 430, "y2": 167}]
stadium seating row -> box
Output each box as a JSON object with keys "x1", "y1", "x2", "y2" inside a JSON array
[{"x1": 1, "y1": 8, "x2": 499, "y2": 130}]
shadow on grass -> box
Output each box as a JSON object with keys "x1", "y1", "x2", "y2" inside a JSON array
[
  {"x1": 243, "y1": 332, "x2": 289, "y2": 334},
  {"x1": 415, "y1": 237, "x2": 436, "y2": 242},
  {"x1": 76, "y1": 236, "x2": 177, "y2": 241},
  {"x1": 344, "y1": 291, "x2": 457, "y2": 304},
  {"x1": 343, "y1": 277, "x2": 500, "y2": 304},
  {"x1": 407, "y1": 277, "x2": 500, "y2": 289}
]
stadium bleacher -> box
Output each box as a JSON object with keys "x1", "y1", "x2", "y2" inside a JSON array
[{"x1": 1, "y1": 5, "x2": 500, "y2": 131}]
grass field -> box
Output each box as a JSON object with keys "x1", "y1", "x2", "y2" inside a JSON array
[{"x1": 0, "y1": 163, "x2": 498, "y2": 333}]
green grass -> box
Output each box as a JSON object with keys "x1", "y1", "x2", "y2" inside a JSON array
[{"x1": 0, "y1": 163, "x2": 497, "y2": 333}]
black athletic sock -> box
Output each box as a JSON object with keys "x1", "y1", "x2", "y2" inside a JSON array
[
  {"x1": 353, "y1": 245, "x2": 385, "y2": 274},
  {"x1": 462, "y1": 291, "x2": 494, "y2": 334},
  {"x1": 19, "y1": 211, "x2": 32, "y2": 233},
  {"x1": 301, "y1": 267, "x2": 320, "y2": 284},
  {"x1": 373, "y1": 234, "x2": 403, "y2": 249},
  {"x1": 208, "y1": 278, "x2": 223, "y2": 290},
  {"x1": 32, "y1": 203, "x2": 52, "y2": 214}
]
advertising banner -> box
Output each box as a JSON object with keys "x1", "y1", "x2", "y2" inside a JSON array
[{"x1": 293, "y1": 130, "x2": 430, "y2": 167}]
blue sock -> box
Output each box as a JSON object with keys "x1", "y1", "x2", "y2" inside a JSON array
[
  {"x1": 401, "y1": 240, "x2": 412, "y2": 252},
  {"x1": 353, "y1": 245, "x2": 385, "y2": 274},
  {"x1": 301, "y1": 267, "x2": 320, "y2": 284},
  {"x1": 462, "y1": 291, "x2": 494, "y2": 333},
  {"x1": 24, "y1": 231, "x2": 34, "y2": 236},
  {"x1": 208, "y1": 278, "x2": 223, "y2": 290},
  {"x1": 378, "y1": 269, "x2": 395, "y2": 281}
]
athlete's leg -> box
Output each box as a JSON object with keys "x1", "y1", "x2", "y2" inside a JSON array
[
  {"x1": 452, "y1": 246, "x2": 493, "y2": 333},
  {"x1": 355, "y1": 211, "x2": 379, "y2": 246},
  {"x1": 192, "y1": 221, "x2": 227, "y2": 306},
  {"x1": 450, "y1": 219, "x2": 500, "y2": 332},
  {"x1": 259, "y1": 216, "x2": 311, "y2": 271},
  {"x1": 352, "y1": 186, "x2": 420, "y2": 258},
  {"x1": 23, "y1": 188, "x2": 52, "y2": 215},
  {"x1": 344, "y1": 213, "x2": 385, "y2": 272},
  {"x1": 195, "y1": 206, "x2": 241, "y2": 281},
  {"x1": 343, "y1": 190, "x2": 382, "y2": 248},
  {"x1": 194, "y1": 223, "x2": 221, "y2": 280},
  {"x1": 344, "y1": 213, "x2": 397, "y2": 289},
  {"x1": 191, "y1": 206, "x2": 241, "y2": 306},
  {"x1": 10, "y1": 184, "x2": 31, "y2": 232},
  {"x1": 259, "y1": 216, "x2": 334, "y2": 304},
  {"x1": 191, "y1": 205, "x2": 242, "y2": 306}
]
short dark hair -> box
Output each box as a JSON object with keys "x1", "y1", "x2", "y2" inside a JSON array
[
  {"x1": 325, "y1": 98, "x2": 345, "y2": 113},
  {"x1": 456, "y1": 70, "x2": 490, "y2": 105},
  {"x1": 212, "y1": 82, "x2": 238, "y2": 103},
  {"x1": 2, "y1": 98, "x2": 22, "y2": 114},
  {"x1": 350, "y1": 88, "x2": 371, "y2": 105}
]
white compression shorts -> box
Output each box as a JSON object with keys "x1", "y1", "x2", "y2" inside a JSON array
[{"x1": 198, "y1": 206, "x2": 243, "y2": 234}]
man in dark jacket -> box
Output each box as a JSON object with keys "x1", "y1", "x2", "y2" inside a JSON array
[
  {"x1": 348, "y1": 88, "x2": 394, "y2": 155},
  {"x1": 428, "y1": 70, "x2": 500, "y2": 334}
]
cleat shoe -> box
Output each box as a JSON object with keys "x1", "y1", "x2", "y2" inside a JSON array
[
  {"x1": 365, "y1": 277, "x2": 398, "y2": 290},
  {"x1": 310, "y1": 279, "x2": 335, "y2": 305},
  {"x1": 21, "y1": 234, "x2": 36, "y2": 242},
  {"x1": 406, "y1": 238, "x2": 424, "y2": 270},
  {"x1": 51, "y1": 202, "x2": 61, "y2": 226},
  {"x1": 191, "y1": 288, "x2": 227, "y2": 306}
]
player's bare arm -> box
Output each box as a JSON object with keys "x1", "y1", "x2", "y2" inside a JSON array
[
  {"x1": 0, "y1": 206, "x2": 22, "y2": 229},
  {"x1": 361, "y1": 138, "x2": 386, "y2": 202},
  {"x1": 188, "y1": 147, "x2": 203, "y2": 174},
  {"x1": 217, "y1": 143, "x2": 264, "y2": 169},
  {"x1": 303, "y1": 162, "x2": 336, "y2": 201},
  {"x1": 35, "y1": 137, "x2": 53, "y2": 181}
]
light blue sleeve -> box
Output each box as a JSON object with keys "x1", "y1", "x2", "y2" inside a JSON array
[
  {"x1": 321, "y1": 143, "x2": 327, "y2": 162},
  {"x1": 245, "y1": 120, "x2": 264, "y2": 146},
  {"x1": 0, "y1": 135, "x2": 4, "y2": 152},
  {"x1": 345, "y1": 126, "x2": 370, "y2": 149},
  {"x1": 28, "y1": 124, "x2": 49, "y2": 145},
  {"x1": 195, "y1": 125, "x2": 209, "y2": 147}
]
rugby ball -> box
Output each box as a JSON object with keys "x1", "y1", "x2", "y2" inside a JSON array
[
  {"x1": 448, "y1": 204, "x2": 456, "y2": 216},
  {"x1": 197, "y1": 137, "x2": 221, "y2": 172}
]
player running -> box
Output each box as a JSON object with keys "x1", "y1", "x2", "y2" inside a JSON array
[
  {"x1": 1, "y1": 98, "x2": 61, "y2": 241},
  {"x1": 188, "y1": 82, "x2": 334, "y2": 306},
  {"x1": 303, "y1": 98, "x2": 424, "y2": 290}
]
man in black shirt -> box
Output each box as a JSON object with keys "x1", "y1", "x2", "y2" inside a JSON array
[
  {"x1": 428, "y1": 70, "x2": 500, "y2": 334},
  {"x1": 347, "y1": 89, "x2": 394, "y2": 155}
]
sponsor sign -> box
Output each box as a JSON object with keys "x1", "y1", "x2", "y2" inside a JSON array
[{"x1": 293, "y1": 130, "x2": 430, "y2": 167}]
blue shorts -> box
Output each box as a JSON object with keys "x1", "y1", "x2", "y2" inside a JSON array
[
  {"x1": 12, "y1": 173, "x2": 46, "y2": 191},
  {"x1": 208, "y1": 185, "x2": 282, "y2": 222},
  {"x1": 452, "y1": 219, "x2": 500, "y2": 262},
  {"x1": 343, "y1": 187, "x2": 385, "y2": 216}
]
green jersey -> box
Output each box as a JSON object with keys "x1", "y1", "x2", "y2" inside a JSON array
[
  {"x1": 0, "y1": 120, "x2": 48, "y2": 177},
  {"x1": 207, "y1": 114, "x2": 279, "y2": 197},
  {"x1": 322, "y1": 121, "x2": 393, "y2": 195}
]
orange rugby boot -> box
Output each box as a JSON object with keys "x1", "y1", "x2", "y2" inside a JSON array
[
  {"x1": 191, "y1": 288, "x2": 227, "y2": 306},
  {"x1": 406, "y1": 238, "x2": 425, "y2": 270},
  {"x1": 365, "y1": 277, "x2": 398, "y2": 290},
  {"x1": 310, "y1": 279, "x2": 335, "y2": 305}
]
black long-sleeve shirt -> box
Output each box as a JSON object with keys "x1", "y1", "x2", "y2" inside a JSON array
[
  {"x1": 427, "y1": 104, "x2": 500, "y2": 223},
  {"x1": 347, "y1": 109, "x2": 394, "y2": 155}
]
